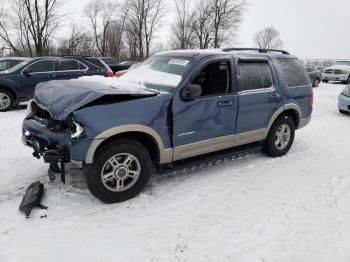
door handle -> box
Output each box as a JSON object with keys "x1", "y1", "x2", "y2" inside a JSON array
[
  {"x1": 269, "y1": 94, "x2": 281, "y2": 101},
  {"x1": 217, "y1": 100, "x2": 233, "y2": 107}
]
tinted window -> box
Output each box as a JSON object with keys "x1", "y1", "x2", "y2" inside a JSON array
[
  {"x1": 59, "y1": 60, "x2": 80, "y2": 71},
  {"x1": 192, "y1": 61, "x2": 231, "y2": 96},
  {"x1": 27, "y1": 60, "x2": 55, "y2": 73},
  {"x1": 277, "y1": 59, "x2": 311, "y2": 87},
  {"x1": 238, "y1": 62, "x2": 273, "y2": 92}
]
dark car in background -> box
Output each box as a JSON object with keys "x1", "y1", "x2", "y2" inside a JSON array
[
  {"x1": 0, "y1": 57, "x2": 29, "y2": 72},
  {"x1": 0, "y1": 56, "x2": 113, "y2": 111},
  {"x1": 305, "y1": 64, "x2": 322, "y2": 87},
  {"x1": 101, "y1": 58, "x2": 139, "y2": 74}
]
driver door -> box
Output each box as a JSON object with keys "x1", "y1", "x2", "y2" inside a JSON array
[{"x1": 172, "y1": 57, "x2": 238, "y2": 161}]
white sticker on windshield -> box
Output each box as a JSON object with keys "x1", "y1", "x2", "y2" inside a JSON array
[{"x1": 168, "y1": 59, "x2": 189, "y2": 66}]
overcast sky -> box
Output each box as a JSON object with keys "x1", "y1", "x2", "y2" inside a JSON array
[{"x1": 66, "y1": 0, "x2": 350, "y2": 59}]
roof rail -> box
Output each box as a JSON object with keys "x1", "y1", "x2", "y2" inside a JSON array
[{"x1": 222, "y1": 48, "x2": 290, "y2": 55}]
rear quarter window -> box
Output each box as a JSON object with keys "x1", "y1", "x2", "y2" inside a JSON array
[{"x1": 277, "y1": 58, "x2": 311, "y2": 87}]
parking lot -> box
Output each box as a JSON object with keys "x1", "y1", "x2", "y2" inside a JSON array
[{"x1": 0, "y1": 82, "x2": 349, "y2": 262}]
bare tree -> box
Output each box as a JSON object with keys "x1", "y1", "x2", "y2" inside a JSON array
[
  {"x1": 210, "y1": 0, "x2": 247, "y2": 48},
  {"x1": 126, "y1": 0, "x2": 165, "y2": 59},
  {"x1": 192, "y1": 0, "x2": 246, "y2": 49},
  {"x1": 253, "y1": 26, "x2": 284, "y2": 49},
  {"x1": 85, "y1": 0, "x2": 118, "y2": 57},
  {"x1": 170, "y1": 0, "x2": 195, "y2": 49},
  {"x1": 0, "y1": 0, "x2": 61, "y2": 56},
  {"x1": 192, "y1": 0, "x2": 213, "y2": 49},
  {"x1": 57, "y1": 25, "x2": 92, "y2": 55}
]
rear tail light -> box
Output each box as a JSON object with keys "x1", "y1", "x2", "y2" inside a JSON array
[
  {"x1": 309, "y1": 90, "x2": 314, "y2": 109},
  {"x1": 105, "y1": 70, "x2": 114, "y2": 78}
]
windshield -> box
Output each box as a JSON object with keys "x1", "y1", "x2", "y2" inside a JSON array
[
  {"x1": 118, "y1": 56, "x2": 192, "y2": 92},
  {"x1": 333, "y1": 61, "x2": 350, "y2": 66},
  {"x1": 1, "y1": 60, "x2": 30, "y2": 74}
]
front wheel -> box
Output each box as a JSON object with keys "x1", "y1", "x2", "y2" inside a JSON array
[
  {"x1": 0, "y1": 89, "x2": 14, "y2": 112},
  {"x1": 84, "y1": 138, "x2": 152, "y2": 203},
  {"x1": 263, "y1": 115, "x2": 295, "y2": 157}
]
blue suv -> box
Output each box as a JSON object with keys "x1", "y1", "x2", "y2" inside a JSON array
[
  {"x1": 0, "y1": 56, "x2": 113, "y2": 111},
  {"x1": 22, "y1": 48, "x2": 313, "y2": 203}
]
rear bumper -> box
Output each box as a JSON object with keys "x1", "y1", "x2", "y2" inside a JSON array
[
  {"x1": 298, "y1": 117, "x2": 311, "y2": 129},
  {"x1": 338, "y1": 94, "x2": 350, "y2": 112},
  {"x1": 22, "y1": 118, "x2": 92, "y2": 167}
]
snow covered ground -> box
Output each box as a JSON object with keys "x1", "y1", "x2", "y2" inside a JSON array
[{"x1": 0, "y1": 83, "x2": 349, "y2": 262}]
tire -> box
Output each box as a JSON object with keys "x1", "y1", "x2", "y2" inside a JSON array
[
  {"x1": 312, "y1": 78, "x2": 320, "y2": 87},
  {"x1": 339, "y1": 110, "x2": 349, "y2": 115},
  {"x1": 0, "y1": 89, "x2": 15, "y2": 112},
  {"x1": 263, "y1": 115, "x2": 295, "y2": 157},
  {"x1": 322, "y1": 80, "x2": 329, "y2": 83},
  {"x1": 84, "y1": 138, "x2": 152, "y2": 203}
]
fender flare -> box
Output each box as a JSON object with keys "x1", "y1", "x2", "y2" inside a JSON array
[{"x1": 85, "y1": 124, "x2": 173, "y2": 164}]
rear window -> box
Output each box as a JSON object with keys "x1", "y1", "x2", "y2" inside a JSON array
[
  {"x1": 238, "y1": 62, "x2": 273, "y2": 92},
  {"x1": 277, "y1": 59, "x2": 311, "y2": 87}
]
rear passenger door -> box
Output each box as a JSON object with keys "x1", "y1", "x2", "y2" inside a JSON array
[{"x1": 236, "y1": 59, "x2": 282, "y2": 133}]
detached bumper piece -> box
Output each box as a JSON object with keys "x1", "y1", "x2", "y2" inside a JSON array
[
  {"x1": 19, "y1": 181, "x2": 47, "y2": 218},
  {"x1": 44, "y1": 149, "x2": 67, "y2": 184}
]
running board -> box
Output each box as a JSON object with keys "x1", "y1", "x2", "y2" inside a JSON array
[{"x1": 158, "y1": 143, "x2": 263, "y2": 175}]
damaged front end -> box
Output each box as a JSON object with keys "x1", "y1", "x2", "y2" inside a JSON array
[
  {"x1": 23, "y1": 101, "x2": 76, "y2": 183},
  {"x1": 22, "y1": 79, "x2": 159, "y2": 184}
]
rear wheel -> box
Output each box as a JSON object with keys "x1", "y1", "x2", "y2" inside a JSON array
[
  {"x1": 0, "y1": 89, "x2": 14, "y2": 112},
  {"x1": 312, "y1": 78, "x2": 320, "y2": 87},
  {"x1": 339, "y1": 110, "x2": 349, "y2": 115},
  {"x1": 263, "y1": 115, "x2": 295, "y2": 157},
  {"x1": 322, "y1": 80, "x2": 329, "y2": 83},
  {"x1": 84, "y1": 138, "x2": 152, "y2": 203}
]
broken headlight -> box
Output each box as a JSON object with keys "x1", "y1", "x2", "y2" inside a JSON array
[{"x1": 71, "y1": 121, "x2": 85, "y2": 139}]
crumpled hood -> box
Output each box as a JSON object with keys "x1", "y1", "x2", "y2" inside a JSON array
[{"x1": 34, "y1": 79, "x2": 158, "y2": 120}]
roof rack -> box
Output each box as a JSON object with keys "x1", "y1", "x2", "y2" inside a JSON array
[{"x1": 222, "y1": 48, "x2": 290, "y2": 55}]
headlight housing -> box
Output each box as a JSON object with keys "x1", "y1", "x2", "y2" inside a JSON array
[
  {"x1": 342, "y1": 70, "x2": 349, "y2": 75},
  {"x1": 341, "y1": 86, "x2": 350, "y2": 97},
  {"x1": 71, "y1": 121, "x2": 85, "y2": 139}
]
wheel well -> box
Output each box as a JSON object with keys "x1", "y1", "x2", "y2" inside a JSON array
[
  {"x1": 0, "y1": 86, "x2": 16, "y2": 100},
  {"x1": 280, "y1": 109, "x2": 300, "y2": 128},
  {"x1": 94, "y1": 132, "x2": 160, "y2": 165}
]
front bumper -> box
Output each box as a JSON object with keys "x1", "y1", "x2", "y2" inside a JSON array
[
  {"x1": 322, "y1": 74, "x2": 349, "y2": 81},
  {"x1": 338, "y1": 94, "x2": 350, "y2": 112},
  {"x1": 22, "y1": 118, "x2": 93, "y2": 168}
]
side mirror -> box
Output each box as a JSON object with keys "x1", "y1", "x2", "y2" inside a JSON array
[
  {"x1": 181, "y1": 84, "x2": 202, "y2": 101},
  {"x1": 22, "y1": 68, "x2": 32, "y2": 76}
]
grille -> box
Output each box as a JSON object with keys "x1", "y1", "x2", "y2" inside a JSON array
[{"x1": 334, "y1": 70, "x2": 343, "y2": 75}]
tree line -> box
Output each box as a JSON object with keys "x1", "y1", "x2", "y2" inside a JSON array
[{"x1": 0, "y1": 0, "x2": 284, "y2": 61}]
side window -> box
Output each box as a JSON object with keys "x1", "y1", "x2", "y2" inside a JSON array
[
  {"x1": 238, "y1": 62, "x2": 273, "y2": 92},
  {"x1": 59, "y1": 60, "x2": 80, "y2": 71},
  {"x1": 192, "y1": 61, "x2": 231, "y2": 97},
  {"x1": 0, "y1": 61, "x2": 8, "y2": 70},
  {"x1": 26, "y1": 60, "x2": 55, "y2": 73},
  {"x1": 79, "y1": 62, "x2": 88, "y2": 70},
  {"x1": 277, "y1": 58, "x2": 311, "y2": 87}
]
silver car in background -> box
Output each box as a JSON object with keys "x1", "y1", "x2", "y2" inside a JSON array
[{"x1": 323, "y1": 60, "x2": 350, "y2": 84}]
